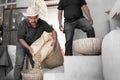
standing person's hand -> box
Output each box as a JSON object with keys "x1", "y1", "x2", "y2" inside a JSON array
[
  {"x1": 88, "y1": 18, "x2": 93, "y2": 25},
  {"x1": 82, "y1": 5, "x2": 93, "y2": 25},
  {"x1": 59, "y1": 24, "x2": 64, "y2": 33}
]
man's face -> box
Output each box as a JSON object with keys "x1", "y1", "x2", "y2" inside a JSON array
[{"x1": 28, "y1": 15, "x2": 38, "y2": 27}]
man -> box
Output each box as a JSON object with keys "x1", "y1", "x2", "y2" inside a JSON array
[
  {"x1": 14, "y1": 6, "x2": 57, "y2": 80},
  {"x1": 58, "y1": 0, "x2": 95, "y2": 56}
]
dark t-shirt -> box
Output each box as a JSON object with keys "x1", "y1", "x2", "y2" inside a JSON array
[
  {"x1": 18, "y1": 19, "x2": 53, "y2": 45},
  {"x1": 58, "y1": 0, "x2": 87, "y2": 22}
]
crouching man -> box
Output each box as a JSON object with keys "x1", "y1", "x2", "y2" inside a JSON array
[{"x1": 14, "y1": 6, "x2": 63, "y2": 80}]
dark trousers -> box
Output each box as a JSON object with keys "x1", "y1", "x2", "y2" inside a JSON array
[
  {"x1": 64, "y1": 18, "x2": 95, "y2": 56},
  {"x1": 14, "y1": 43, "x2": 34, "y2": 80}
]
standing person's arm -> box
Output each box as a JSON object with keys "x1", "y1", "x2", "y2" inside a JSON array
[
  {"x1": 19, "y1": 39, "x2": 34, "y2": 56},
  {"x1": 81, "y1": 5, "x2": 93, "y2": 25},
  {"x1": 58, "y1": 10, "x2": 64, "y2": 31}
]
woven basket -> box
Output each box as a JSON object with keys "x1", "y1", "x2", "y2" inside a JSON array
[
  {"x1": 21, "y1": 56, "x2": 43, "y2": 80},
  {"x1": 73, "y1": 38, "x2": 102, "y2": 55},
  {"x1": 21, "y1": 69, "x2": 43, "y2": 80}
]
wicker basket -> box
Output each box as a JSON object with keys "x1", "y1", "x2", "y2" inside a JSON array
[
  {"x1": 21, "y1": 69, "x2": 43, "y2": 80},
  {"x1": 73, "y1": 38, "x2": 102, "y2": 55},
  {"x1": 21, "y1": 56, "x2": 43, "y2": 80}
]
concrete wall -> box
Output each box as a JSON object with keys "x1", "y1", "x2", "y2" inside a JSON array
[
  {"x1": 64, "y1": 56, "x2": 103, "y2": 80},
  {"x1": 44, "y1": 56, "x2": 103, "y2": 80}
]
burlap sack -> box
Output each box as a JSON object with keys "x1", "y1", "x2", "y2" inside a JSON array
[{"x1": 31, "y1": 31, "x2": 63, "y2": 68}]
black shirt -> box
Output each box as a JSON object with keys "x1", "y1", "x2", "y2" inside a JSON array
[
  {"x1": 58, "y1": 0, "x2": 87, "y2": 22},
  {"x1": 18, "y1": 19, "x2": 53, "y2": 45}
]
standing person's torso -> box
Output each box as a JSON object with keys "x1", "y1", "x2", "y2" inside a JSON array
[{"x1": 58, "y1": 0, "x2": 87, "y2": 22}]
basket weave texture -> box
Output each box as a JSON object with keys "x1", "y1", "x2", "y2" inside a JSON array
[
  {"x1": 21, "y1": 56, "x2": 43, "y2": 80},
  {"x1": 21, "y1": 70, "x2": 43, "y2": 80},
  {"x1": 73, "y1": 38, "x2": 102, "y2": 55}
]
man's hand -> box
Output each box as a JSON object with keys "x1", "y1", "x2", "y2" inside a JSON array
[
  {"x1": 28, "y1": 47, "x2": 34, "y2": 56},
  {"x1": 88, "y1": 18, "x2": 93, "y2": 25},
  {"x1": 19, "y1": 39, "x2": 34, "y2": 56},
  {"x1": 59, "y1": 25, "x2": 64, "y2": 33},
  {"x1": 51, "y1": 30, "x2": 57, "y2": 51},
  {"x1": 51, "y1": 40, "x2": 57, "y2": 51},
  {"x1": 82, "y1": 5, "x2": 93, "y2": 25}
]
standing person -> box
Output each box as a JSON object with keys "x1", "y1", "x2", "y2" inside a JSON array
[
  {"x1": 58, "y1": 0, "x2": 95, "y2": 56},
  {"x1": 14, "y1": 6, "x2": 57, "y2": 80}
]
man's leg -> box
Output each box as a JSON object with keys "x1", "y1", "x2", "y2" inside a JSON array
[
  {"x1": 77, "y1": 18, "x2": 95, "y2": 37},
  {"x1": 64, "y1": 22, "x2": 75, "y2": 56},
  {"x1": 14, "y1": 43, "x2": 26, "y2": 80}
]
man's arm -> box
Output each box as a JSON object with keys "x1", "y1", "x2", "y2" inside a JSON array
[
  {"x1": 58, "y1": 10, "x2": 64, "y2": 31},
  {"x1": 19, "y1": 39, "x2": 34, "y2": 55},
  {"x1": 51, "y1": 30, "x2": 57, "y2": 51},
  {"x1": 81, "y1": 5, "x2": 93, "y2": 25}
]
